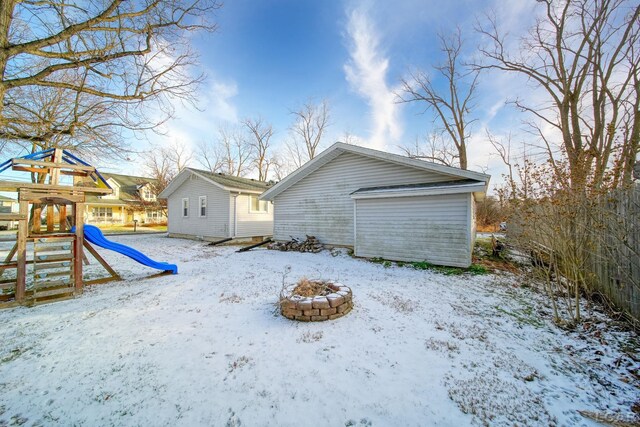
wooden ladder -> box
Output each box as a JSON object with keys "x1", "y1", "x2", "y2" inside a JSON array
[{"x1": 31, "y1": 236, "x2": 75, "y2": 305}]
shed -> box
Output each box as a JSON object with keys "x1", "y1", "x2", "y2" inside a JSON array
[
  {"x1": 158, "y1": 168, "x2": 273, "y2": 241},
  {"x1": 260, "y1": 143, "x2": 490, "y2": 267}
]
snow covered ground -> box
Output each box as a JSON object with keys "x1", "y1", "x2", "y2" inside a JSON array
[{"x1": 0, "y1": 234, "x2": 637, "y2": 426}]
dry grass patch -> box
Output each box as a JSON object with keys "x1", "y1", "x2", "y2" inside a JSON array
[{"x1": 291, "y1": 277, "x2": 334, "y2": 297}]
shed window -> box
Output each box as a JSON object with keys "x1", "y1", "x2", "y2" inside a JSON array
[
  {"x1": 182, "y1": 198, "x2": 189, "y2": 217},
  {"x1": 249, "y1": 195, "x2": 268, "y2": 213},
  {"x1": 199, "y1": 196, "x2": 207, "y2": 217}
]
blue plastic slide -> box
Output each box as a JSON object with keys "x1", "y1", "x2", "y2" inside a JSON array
[{"x1": 73, "y1": 224, "x2": 178, "y2": 274}]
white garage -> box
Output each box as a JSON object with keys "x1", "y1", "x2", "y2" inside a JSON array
[
  {"x1": 260, "y1": 143, "x2": 490, "y2": 267},
  {"x1": 352, "y1": 181, "x2": 487, "y2": 267}
]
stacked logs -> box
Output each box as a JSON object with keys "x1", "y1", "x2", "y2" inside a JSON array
[
  {"x1": 268, "y1": 235, "x2": 324, "y2": 253},
  {"x1": 280, "y1": 283, "x2": 353, "y2": 322}
]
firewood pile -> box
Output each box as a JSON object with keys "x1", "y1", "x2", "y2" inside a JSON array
[{"x1": 267, "y1": 235, "x2": 324, "y2": 253}]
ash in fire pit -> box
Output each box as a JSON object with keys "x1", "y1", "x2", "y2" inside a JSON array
[{"x1": 279, "y1": 277, "x2": 353, "y2": 322}]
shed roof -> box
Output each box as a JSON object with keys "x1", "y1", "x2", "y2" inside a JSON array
[
  {"x1": 260, "y1": 142, "x2": 490, "y2": 201},
  {"x1": 158, "y1": 168, "x2": 270, "y2": 199},
  {"x1": 351, "y1": 179, "x2": 487, "y2": 199}
]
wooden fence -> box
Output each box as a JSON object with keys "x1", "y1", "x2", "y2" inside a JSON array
[
  {"x1": 508, "y1": 185, "x2": 640, "y2": 324},
  {"x1": 585, "y1": 187, "x2": 640, "y2": 323}
]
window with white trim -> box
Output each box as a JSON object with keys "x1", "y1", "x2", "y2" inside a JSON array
[
  {"x1": 199, "y1": 196, "x2": 207, "y2": 217},
  {"x1": 182, "y1": 198, "x2": 189, "y2": 217},
  {"x1": 142, "y1": 187, "x2": 155, "y2": 201},
  {"x1": 146, "y1": 209, "x2": 161, "y2": 220},
  {"x1": 92, "y1": 207, "x2": 113, "y2": 220},
  {"x1": 249, "y1": 195, "x2": 268, "y2": 213}
]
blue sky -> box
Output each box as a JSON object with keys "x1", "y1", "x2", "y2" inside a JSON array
[{"x1": 119, "y1": 0, "x2": 538, "y2": 190}]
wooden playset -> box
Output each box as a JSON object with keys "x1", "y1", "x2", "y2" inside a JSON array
[{"x1": 0, "y1": 148, "x2": 123, "y2": 308}]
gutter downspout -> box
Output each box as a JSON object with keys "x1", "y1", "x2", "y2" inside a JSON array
[{"x1": 232, "y1": 194, "x2": 238, "y2": 238}]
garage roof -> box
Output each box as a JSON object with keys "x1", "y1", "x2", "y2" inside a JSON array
[
  {"x1": 351, "y1": 179, "x2": 488, "y2": 200},
  {"x1": 260, "y1": 142, "x2": 490, "y2": 201}
]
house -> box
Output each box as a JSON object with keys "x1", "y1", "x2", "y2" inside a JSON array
[
  {"x1": 158, "y1": 168, "x2": 273, "y2": 241},
  {"x1": 0, "y1": 195, "x2": 19, "y2": 230},
  {"x1": 260, "y1": 142, "x2": 490, "y2": 268},
  {"x1": 74, "y1": 173, "x2": 166, "y2": 225}
]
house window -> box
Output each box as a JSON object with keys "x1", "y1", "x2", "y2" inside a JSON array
[
  {"x1": 182, "y1": 198, "x2": 189, "y2": 217},
  {"x1": 93, "y1": 207, "x2": 113, "y2": 221},
  {"x1": 199, "y1": 196, "x2": 207, "y2": 217},
  {"x1": 249, "y1": 195, "x2": 268, "y2": 213},
  {"x1": 142, "y1": 187, "x2": 154, "y2": 200},
  {"x1": 146, "y1": 210, "x2": 161, "y2": 221}
]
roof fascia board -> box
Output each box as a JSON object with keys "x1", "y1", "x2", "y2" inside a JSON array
[
  {"x1": 342, "y1": 143, "x2": 490, "y2": 182},
  {"x1": 260, "y1": 142, "x2": 490, "y2": 200},
  {"x1": 350, "y1": 183, "x2": 487, "y2": 199}
]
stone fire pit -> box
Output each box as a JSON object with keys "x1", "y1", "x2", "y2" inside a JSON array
[{"x1": 280, "y1": 280, "x2": 353, "y2": 321}]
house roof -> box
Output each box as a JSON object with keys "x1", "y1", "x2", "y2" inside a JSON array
[
  {"x1": 260, "y1": 142, "x2": 491, "y2": 201},
  {"x1": 0, "y1": 195, "x2": 16, "y2": 202},
  {"x1": 350, "y1": 179, "x2": 488, "y2": 200},
  {"x1": 158, "y1": 168, "x2": 271, "y2": 199},
  {"x1": 82, "y1": 173, "x2": 158, "y2": 205}
]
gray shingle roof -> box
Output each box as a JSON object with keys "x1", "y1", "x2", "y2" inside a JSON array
[
  {"x1": 82, "y1": 172, "x2": 158, "y2": 204},
  {"x1": 187, "y1": 168, "x2": 271, "y2": 192}
]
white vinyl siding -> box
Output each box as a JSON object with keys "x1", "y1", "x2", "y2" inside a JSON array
[
  {"x1": 233, "y1": 194, "x2": 274, "y2": 238},
  {"x1": 272, "y1": 152, "x2": 457, "y2": 246},
  {"x1": 354, "y1": 193, "x2": 472, "y2": 267},
  {"x1": 167, "y1": 176, "x2": 229, "y2": 238}
]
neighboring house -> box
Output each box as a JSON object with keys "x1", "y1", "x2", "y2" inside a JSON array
[
  {"x1": 158, "y1": 168, "x2": 273, "y2": 241},
  {"x1": 0, "y1": 195, "x2": 19, "y2": 230},
  {"x1": 260, "y1": 142, "x2": 490, "y2": 268},
  {"x1": 74, "y1": 173, "x2": 166, "y2": 225}
]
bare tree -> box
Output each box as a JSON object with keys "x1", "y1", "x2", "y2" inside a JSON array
[
  {"x1": 166, "y1": 142, "x2": 193, "y2": 172},
  {"x1": 287, "y1": 100, "x2": 330, "y2": 167},
  {"x1": 486, "y1": 131, "x2": 518, "y2": 199},
  {"x1": 195, "y1": 139, "x2": 226, "y2": 173},
  {"x1": 284, "y1": 138, "x2": 308, "y2": 169},
  {"x1": 144, "y1": 152, "x2": 175, "y2": 196},
  {"x1": 243, "y1": 117, "x2": 274, "y2": 181},
  {"x1": 269, "y1": 152, "x2": 291, "y2": 181},
  {"x1": 142, "y1": 141, "x2": 191, "y2": 216},
  {"x1": 143, "y1": 141, "x2": 191, "y2": 191},
  {"x1": 399, "y1": 133, "x2": 458, "y2": 167},
  {"x1": 477, "y1": 0, "x2": 640, "y2": 190},
  {"x1": 399, "y1": 28, "x2": 479, "y2": 170},
  {"x1": 195, "y1": 126, "x2": 252, "y2": 177},
  {"x1": 0, "y1": 0, "x2": 220, "y2": 158},
  {"x1": 341, "y1": 131, "x2": 361, "y2": 146}
]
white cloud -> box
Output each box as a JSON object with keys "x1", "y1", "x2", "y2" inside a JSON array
[
  {"x1": 344, "y1": 6, "x2": 402, "y2": 151},
  {"x1": 206, "y1": 80, "x2": 239, "y2": 124}
]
